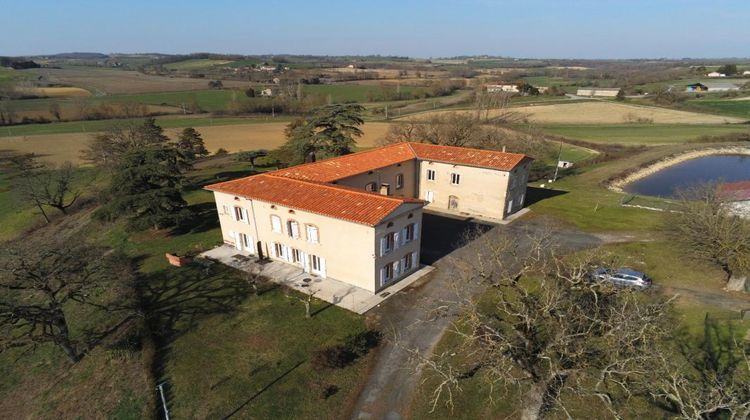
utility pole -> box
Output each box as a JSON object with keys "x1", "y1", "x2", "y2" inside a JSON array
[
  {"x1": 552, "y1": 140, "x2": 563, "y2": 182},
  {"x1": 384, "y1": 104, "x2": 388, "y2": 120}
]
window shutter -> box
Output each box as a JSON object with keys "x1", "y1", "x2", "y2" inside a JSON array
[
  {"x1": 380, "y1": 267, "x2": 386, "y2": 286},
  {"x1": 291, "y1": 222, "x2": 300, "y2": 238},
  {"x1": 393, "y1": 261, "x2": 401, "y2": 278},
  {"x1": 400, "y1": 257, "x2": 407, "y2": 273},
  {"x1": 271, "y1": 216, "x2": 281, "y2": 232},
  {"x1": 241, "y1": 208, "x2": 249, "y2": 224},
  {"x1": 270, "y1": 243, "x2": 277, "y2": 258},
  {"x1": 231, "y1": 207, "x2": 238, "y2": 221},
  {"x1": 401, "y1": 228, "x2": 407, "y2": 245},
  {"x1": 411, "y1": 252, "x2": 418, "y2": 268},
  {"x1": 310, "y1": 226, "x2": 319, "y2": 243},
  {"x1": 319, "y1": 257, "x2": 326, "y2": 277},
  {"x1": 393, "y1": 231, "x2": 400, "y2": 249},
  {"x1": 413, "y1": 223, "x2": 419, "y2": 240},
  {"x1": 380, "y1": 236, "x2": 387, "y2": 256}
]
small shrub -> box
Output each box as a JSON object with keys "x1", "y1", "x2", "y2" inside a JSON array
[
  {"x1": 312, "y1": 345, "x2": 356, "y2": 369},
  {"x1": 322, "y1": 384, "x2": 339, "y2": 400},
  {"x1": 215, "y1": 148, "x2": 228, "y2": 156}
]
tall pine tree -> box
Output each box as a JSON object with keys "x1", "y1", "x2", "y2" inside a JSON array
[{"x1": 102, "y1": 144, "x2": 189, "y2": 230}]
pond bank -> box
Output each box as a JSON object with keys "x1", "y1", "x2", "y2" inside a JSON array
[{"x1": 608, "y1": 146, "x2": 750, "y2": 193}]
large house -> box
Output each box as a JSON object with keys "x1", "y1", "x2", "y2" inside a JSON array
[{"x1": 205, "y1": 142, "x2": 532, "y2": 293}]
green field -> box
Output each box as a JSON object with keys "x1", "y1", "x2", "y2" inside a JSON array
[
  {"x1": 0, "y1": 67, "x2": 28, "y2": 86},
  {"x1": 303, "y1": 84, "x2": 428, "y2": 103},
  {"x1": 682, "y1": 99, "x2": 750, "y2": 119},
  {"x1": 538, "y1": 123, "x2": 750, "y2": 145},
  {"x1": 164, "y1": 59, "x2": 233, "y2": 71}
]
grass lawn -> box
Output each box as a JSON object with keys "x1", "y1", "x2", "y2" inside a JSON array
[
  {"x1": 537, "y1": 124, "x2": 749, "y2": 145},
  {"x1": 0, "y1": 159, "x2": 375, "y2": 418}
]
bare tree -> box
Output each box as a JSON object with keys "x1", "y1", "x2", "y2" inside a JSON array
[
  {"x1": 650, "y1": 344, "x2": 750, "y2": 419},
  {"x1": 10, "y1": 155, "x2": 82, "y2": 222},
  {"x1": 407, "y1": 229, "x2": 674, "y2": 419},
  {"x1": 668, "y1": 184, "x2": 750, "y2": 291},
  {"x1": 0, "y1": 243, "x2": 136, "y2": 362},
  {"x1": 286, "y1": 286, "x2": 318, "y2": 319}
]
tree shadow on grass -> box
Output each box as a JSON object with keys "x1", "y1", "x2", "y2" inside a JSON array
[
  {"x1": 138, "y1": 263, "x2": 253, "y2": 419},
  {"x1": 172, "y1": 202, "x2": 220, "y2": 235},
  {"x1": 140, "y1": 264, "x2": 252, "y2": 342}
]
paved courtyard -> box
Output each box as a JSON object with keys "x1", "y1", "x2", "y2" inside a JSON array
[{"x1": 199, "y1": 245, "x2": 434, "y2": 314}]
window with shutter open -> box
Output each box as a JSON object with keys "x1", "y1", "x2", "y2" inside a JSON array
[{"x1": 271, "y1": 215, "x2": 282, "y2": 233}]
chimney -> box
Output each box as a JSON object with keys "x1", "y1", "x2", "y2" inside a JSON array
[
  {"x1": 306, "y1": 151, "x2": 316, "y2": 163},
  {"x1": 379, "y1": 184, "x2": 391, "y2": 196},
  {"x1": 502, "y1": 146, "x2": 506, "y2": 152}
]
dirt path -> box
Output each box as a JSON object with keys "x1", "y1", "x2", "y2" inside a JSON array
[{"x1": 350, "y1": 218, "x2": 609, "y2": 420}]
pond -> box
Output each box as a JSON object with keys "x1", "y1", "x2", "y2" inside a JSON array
[{"x1": 624, "y1": 154, "x2": 750, "y2": 197}]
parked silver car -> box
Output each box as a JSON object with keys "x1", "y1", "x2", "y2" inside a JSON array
[{"x1": 590, "y1": 268, "x2": 652, "y2": 289}]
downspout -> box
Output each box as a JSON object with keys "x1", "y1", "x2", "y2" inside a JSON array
[{"x1": 248, "y1": 198, "x2": 263, "y2": 258}]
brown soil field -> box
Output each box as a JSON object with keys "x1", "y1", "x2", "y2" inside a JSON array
[
  {"x1": 0, "y1": 122, "x2": 392, "y2": 164},
  {"x1": 16, "y1": 104, "x2": 180, "y2": 121},
  {"x1": 25, "y1": 87, "x2": 92, "y2": 97},
  {"x1": 402, "y1": 101, "x2": 747, "y2": 124},
  {"x1": 25, "y1": 68, "x2": 249, "y2": 95}
]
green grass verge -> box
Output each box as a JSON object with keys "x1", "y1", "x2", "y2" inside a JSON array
[{"x1": 538, "y1": 124, "x2": 749, "y2": 145}]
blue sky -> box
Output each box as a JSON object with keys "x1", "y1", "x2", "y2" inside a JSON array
[{"x1": 1, "y1": 0, "x2": 749, "y2": 58}]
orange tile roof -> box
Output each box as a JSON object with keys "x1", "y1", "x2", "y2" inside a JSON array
[
  {"x1": 408, "y1": 142, "x2": 530, "y2": 171},
  {"x1": 205, "y1": 142, "x2": 531, "y2": 225},
  {"x1": 206, "y1": 174, "x2": 423, "y2": 226},
  {"x1": 269, "y1": 143, "x2": 416, "y2": 182}
]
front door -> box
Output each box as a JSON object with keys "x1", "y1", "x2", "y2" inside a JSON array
[{"x1": 448, "y1": 195, "x2": 459, "y2": 210}]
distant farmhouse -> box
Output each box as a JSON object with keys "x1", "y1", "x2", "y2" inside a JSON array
[
  {"x1": 576, "y1": 87, "x2": 621, "y2": 97},
  {"x1": 685, "y1": 82, "x2": 740, "y2": 93},
  {"x1": 744, "y1": 70, "x2": 750, "y2": 76},
  {"x1": 486, "y1": 84, "x2": 519, "y2": 93},
  {"x1": 707, "y1": 71, "x2": 726, "y2": 78}
]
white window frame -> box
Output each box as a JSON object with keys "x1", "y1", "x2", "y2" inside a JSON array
[
  {"x1": 380, "y1": 232, "x2": 395, "y2": 256},
  {"x1": 450, "y1": 173, "x2": 461, "y2": 185},
  {"x1": 271, "y1": 215, "x2": 282, "y2": 233},
  {"x1": 426, "y1": 169, "x2": 436, "y2": 182},
  {"x1": 288, "y1": 220, "x2": 300, "y2": 239},
  {"x1": 306, "y1": 225, "x2": 319, "y2": 244},
  {"x1": 425, "y1": 191, "x2": 434, "y2": 203},
  {"x1": 232, "y1": 206, "x2": 250, "y2": 223},
  {"x1": 395, "y1": 173, "x2": 404, "y2": 189}
]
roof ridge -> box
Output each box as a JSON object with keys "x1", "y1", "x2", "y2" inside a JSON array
[
  {"x1": 263, "y1": 172, "x2": 419, "y2": 204},
  {"x1": 265, "y1": 142, "x2": 413, "y2": 177},
  {"x1": 409, "y1": 141, "x2": 527, "y2": 157}
]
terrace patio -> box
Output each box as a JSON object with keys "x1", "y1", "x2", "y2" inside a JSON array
[{"x1": 199, "y1": 245, "x2": 434, "y2": 314}]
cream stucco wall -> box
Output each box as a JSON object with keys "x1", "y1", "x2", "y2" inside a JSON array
[
  {"x1": 417, "y1": 160, "x2": 528, "y2": 219},
  {"x1": 213, "y1": 191, "x2": 423, "y2": 292},
  {"x1": 335, "y1": 159, "x2": 419, "y2": 198},
  {"x1": 372, "y1": 203, "x2": 423, "y2": 292}
]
